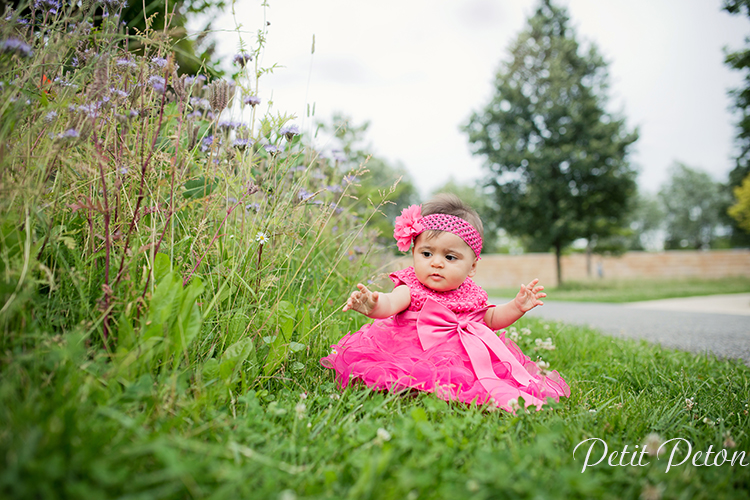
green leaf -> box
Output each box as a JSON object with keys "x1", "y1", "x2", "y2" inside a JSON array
[
  {"x1": 220, "y1": 338, "x2": 255, "y2": 382},
  {"x1": 289, "y1": 341, "x2": 306, "y2": 353},
  {"x1": 183, "y1": 176, "x2": 218, "y2": 199},
  {"x1": 202, "y1": 358, "x2": 220, "y2": 382},
  {"x1": 153, "y1": 253, "x2": 171, "y2": 283}
]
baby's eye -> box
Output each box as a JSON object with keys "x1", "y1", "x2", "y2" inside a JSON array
[
  {"x1": 446, "y1": 255, "x2": 457, "y2": 261},
  {"x1": 421, "y1": 251, "x2": 432, "y2": 258}
]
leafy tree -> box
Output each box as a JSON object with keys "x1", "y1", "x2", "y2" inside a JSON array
[
  {"x1": 728, "y1": 172, "x2": 750, "y2": 232},
  {"x1": 722, "y1": 0, "x2": 750, "y2": 244},
  {"x1": 626, "y1": 191, "x2": 665, "y2": 251},
  {"x1": 464, "y1": 0, "x2": 638, "y2": 284},
  {"x1": 658, "y1": 163, "x2": 730, "y2": 250}
]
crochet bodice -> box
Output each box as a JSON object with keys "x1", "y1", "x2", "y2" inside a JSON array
[{"x1": 390, "y1": 267, "x2": 488, "y2": 314}]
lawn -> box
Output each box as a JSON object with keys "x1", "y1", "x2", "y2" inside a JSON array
[
  {"x1": 3, "y1": 316, "x2": 748, "y2": 499},
  {"x1": 486, "y1": 276, "x2": 750, "y2": 303}
]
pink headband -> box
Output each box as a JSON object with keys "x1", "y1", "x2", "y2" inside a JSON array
[{"x1": 393, "y1": 204, "x2": 483, "y2": 258}]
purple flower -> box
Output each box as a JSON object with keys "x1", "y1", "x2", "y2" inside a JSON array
[
  {"x1": 243, "y1": 95, "x2": 261, "y2": 107},
  {"x1": 1, "y1": 38, "x2": 33, "y2": 58},
  {"x1": 119, "y1": 166, "x2": 129, "y2": 175},
  {"x1": 264, "y1": 144, "x2": 280, "y2": 156},
  {"x1": 34, "y1": 0, "x2": 61, "y2": 15},
  {"x1": 44, "y1": 111, "x2": 58, "y2": 123},
  {"x1": 151, "y1": 57, "x2": 168, "y2": 69},
  {"x1": 148, "y1": 75, "x2": 166, "y2": 94},
  {"x1": 342, "y1": 175, "x2": 358, "y2": 185},
  {"x1": 116, "y1": 58, "x2": 137, "y2": 68},
  {"x1": 233, "y1": 138, "x2": 253, "y2": 150},
  {"x1": 331, "y1": 149, "x2": 347, "y2": 163},
  {"x1": 298, "y1": 188, "x2": 313, "y2": 201},
  {"x1": 246, "y1": 202, "x2": 260, "y2": 212},
  {"x1": 233, "y1": 53, "x2": 253, "y2": 68},
  {"x1": 280, "y1": 123, "x2": 300, "y2": 141},
  {"x1": 57, "y1": 129, "x2": 79, "y2": 140},
  {"x1": 218, "y1": 120, "x2": 240, "y2": 131},
  {"x1": 110, "y1": 88, "x2": 129, "y2": 99},
  {"x1": 201, "y1": 135, "x2": 215, "y2": 153}
]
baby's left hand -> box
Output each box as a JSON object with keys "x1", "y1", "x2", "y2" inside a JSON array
[{"x1": 514, "y1": 279, "x2": 546, "y2": 313}]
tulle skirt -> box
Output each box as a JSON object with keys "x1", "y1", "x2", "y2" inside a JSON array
[{"x1": 321, "y1": 311, "x2": 570, "y2": 411}]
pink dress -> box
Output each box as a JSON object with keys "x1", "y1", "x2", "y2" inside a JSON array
[{"x1": 321, "y1": 267, "x2": 570, "y2": 411}]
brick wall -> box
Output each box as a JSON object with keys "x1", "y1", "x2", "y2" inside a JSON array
[{"x1": 385, "y1": 249, "x2": 750, "y2": 289}]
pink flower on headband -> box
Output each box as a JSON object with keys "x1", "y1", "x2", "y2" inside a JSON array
[{"x1": 393, "y1": 204, "x2": 424, "y2": 251}]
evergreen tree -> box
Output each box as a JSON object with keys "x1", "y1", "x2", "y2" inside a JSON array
[
  {"x1": 464, "y1": 0, "x2": 638, "y2": 284},
  {"x1": 723, "y1": 0, "x2": 750, "y2": 244}
]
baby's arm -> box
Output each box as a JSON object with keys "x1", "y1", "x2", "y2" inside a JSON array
[
  {"x1": 484, "y1": 279, "x2": 546, "y2": 330},
  {"x1": 343, "y1": 284, "x2": 411, "y2": 319}
]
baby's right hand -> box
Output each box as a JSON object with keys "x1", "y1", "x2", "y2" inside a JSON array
[{"x1": 343, "y1": 283, "x2": 379, "y2": 316}]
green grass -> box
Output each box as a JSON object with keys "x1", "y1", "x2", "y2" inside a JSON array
[
  {"x1": 487, "y1": 276, "x2": 750, "y2": 303},
  {"x1": 2, "y1": 317, "x2": 748, "y2": 499}
]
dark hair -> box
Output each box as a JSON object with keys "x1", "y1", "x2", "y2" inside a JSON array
[{"x1": 421, "y1": 193, "x2": 484, "y2": 239}]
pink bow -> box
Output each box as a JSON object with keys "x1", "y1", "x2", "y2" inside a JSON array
[{"x1": 416, "y1": 298, "x2": 543, "y2": 410}]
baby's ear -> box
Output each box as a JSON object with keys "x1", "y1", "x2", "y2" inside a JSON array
[{"x1": 468, "y1": 258, "x2": 478, "y2": 277}]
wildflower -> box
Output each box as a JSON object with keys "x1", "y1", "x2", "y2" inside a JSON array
[
  {"x1": 110, "y1": 88, "x2": 129, "y2": 99},
  {"x1": 44, "y1": 110, "x2": 57, "y2": 123},
  {"x1": 643, "y1": 433, "x2": 664, "y2": 457},
  {"x1": 376, "y1": 428, "x2": 391, "y2": 442},
  {"x1": 520, "y1": 327, "x2": 532, "y2": 336},
  {"x1": 537, "y1": 360, "x2": 550, "y2": 376},
  {"x1": 640, "y1": 483, "x2": 664, "y2": 500},
  {"x1": 255, "y1": 232, "x2": 269, "y2": 244},
  {"x1": 151, "y1": 56, "x2": 168, "y2": 68},
  {"x1": 589, "y1": 409, "x2": 597, "y2": 414},
  {"x1": 233, "y1": 138, "x2": 253, "y2": 151},
  {"x1": 342, "y1": 174, "x2": 358, "y2": 185},
  {"x1": 119, "y1": 166, "x2": 129, "y2": 175},
  {"x1": 506, "y1": 398, "x2": 521, "y2": 412},
  {"x1": 331, "y1": 149, "x2": 347, "y2": 163},
  {"x1": 244, "y1": 95, "x2": 261, "y2": 107},
  {"x1": 684, "y1": 397, "x2": 694, "y2": 411},
  {"x1": 34, "y1": 0, "x2": 61, "y2": 15},
  {"x1": 264, "y1": 144, "x2": 280, "y2": 156},
  {"x1": 246, "y1": 202, "x2": 260, "y2": 212},
  {"x1": 298, "y1": 188, "x2": 313, "y2": 201},
  {"x1": 294, "y1": 403, "x2": 306, "y2": 419},
  {"x1": 56, "y1": 128, "x2": 79, "y2": 140},
  {"x1": 280, "y1": 123, "x2": 300, "y2": 141},
  {"x1": 200, "y1": 136, "x2": 216, "y2": 153},
  {"x1": 509, "y1": 330, "x2": 519, "y2": 341},
  {"x1": 148, "y1": 75, "x2": 166, "y2": 94},
  {"x1": 723, "y1": 432, "x2": 736, "y2": 448},
  {"x1": 702, "y1": 417, "x2": 714, "y2": 426},
  {"x1": 330, "y1": 347, "x2": 338, "y2": 355},
  {"x1": 116, "y1": 58, "x2": 136, "y2": 68},
  {"x1": 300, "y1": 392, "x2": 307, "y2": 400},
  {"x1": 233, "y1": 52, "x2": 253, "y2": 67},
  {"x1": 0, "y1": 38, "x2": 33, "y2": 58}
]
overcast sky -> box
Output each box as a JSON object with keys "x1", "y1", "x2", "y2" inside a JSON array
[{"x1": 208, "y1": 0, "x2": 750, "y2": 198}]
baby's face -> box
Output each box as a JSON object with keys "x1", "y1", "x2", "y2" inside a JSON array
[{"x1": 412, "y1": 231, "x2": 477, "y2": 292}]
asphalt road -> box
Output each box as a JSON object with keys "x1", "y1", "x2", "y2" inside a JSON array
[{"x1": 490, "y1": 297, "x2": 750, "y2": 365}]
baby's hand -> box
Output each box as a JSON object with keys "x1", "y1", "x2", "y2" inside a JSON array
[
  {"x1": 343, "y1": 283, "x2": 379, "y2": 316},
  {"x1": 514, "y1": 278, "x2": 546, "y2": 313}
]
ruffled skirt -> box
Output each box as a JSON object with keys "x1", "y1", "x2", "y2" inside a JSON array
[{"x1": 321, "y1": 311, "x2": 569, "y2": 411}]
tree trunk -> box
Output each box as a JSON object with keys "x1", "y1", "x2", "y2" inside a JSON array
[{"x1": 555, "y1": 242, "x2": 563, "y2": 286}]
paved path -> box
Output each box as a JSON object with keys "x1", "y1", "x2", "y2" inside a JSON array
[{"x1": 489, "y1": 294, "x2": 750, "y2": 365}]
